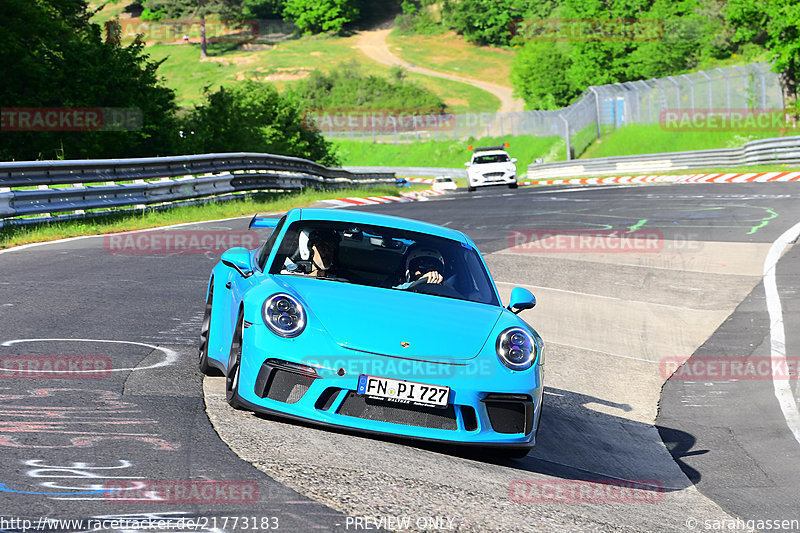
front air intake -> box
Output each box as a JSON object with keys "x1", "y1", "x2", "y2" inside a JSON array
[
  {"x1": 482, "y1": 393, "x2": 534, "y2": 434},
  {"x1": 254, "y1": 359, "x2": 317, "y2": 404}
]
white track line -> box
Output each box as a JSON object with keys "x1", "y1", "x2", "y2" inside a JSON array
[
  {"x1": 0, "y1": 338, "x2": 178, "y2": 373},
  {"x1": 763, "y1": 220, "x2": 800, "y2": 446}
]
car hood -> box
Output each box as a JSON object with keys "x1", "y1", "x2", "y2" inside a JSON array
[{"x1": 280, "y1": 276, "x2": 503, "y2": 361}]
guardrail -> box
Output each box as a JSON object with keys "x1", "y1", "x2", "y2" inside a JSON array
[
  {"x1": 343, "y1": 166, "x2": 466, "y2": 179},
  {"x1": 0, "y1": 153, "x2": 395, "y2": 224},
  {"x1": 527, "y1": 135, "x2": 800, "y2": 179}
]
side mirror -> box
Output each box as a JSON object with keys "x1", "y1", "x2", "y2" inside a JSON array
[
  {"x1": 221, "y1": 247, "x2": 253, "y2": 278},
  {"x1": 508, "y1": 287, "x2": 535, "y2": 314},
  {"x1": 511, "y1": 158, "x2": 518, "y2": 163},
  {"x1": 464, "y1": 162, "x2": 471, "y2": 167}
]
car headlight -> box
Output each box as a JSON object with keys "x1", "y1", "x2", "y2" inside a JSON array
[
  {"x1": 262, "y1": 293, "x2": 306, "y2": 337},
  {"x1": 496, "y1": 327, "x2": 537, "y2": 370}
]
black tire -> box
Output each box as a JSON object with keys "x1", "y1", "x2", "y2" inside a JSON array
[
  {"x1": 198, "y1": 279, "x2": 214, "y2": 375},
  {"x1": 225, "y1": 310, "x2": 245, "y2": 410},
  {"x1": 468, "y1": 186, "x2": 476, "y2": 192},
  {"x1": 509, "y1": 182, "x2": 518, "y2": 189}
]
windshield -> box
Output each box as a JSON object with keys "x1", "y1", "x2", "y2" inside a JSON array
[
  {"x1": 269, "y1": 221, "x2": 499, "y2": 306},
  {"x1": 474, "y1": 153, "x2": 510, "y2": 164}
]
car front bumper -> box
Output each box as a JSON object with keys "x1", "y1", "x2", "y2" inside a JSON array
[
  {"x1": 468, "y1": 171, "x2": 517, "y2": 188},
  {"x1": 235, "y1": 325, "x2": 544, "y2": 447}
]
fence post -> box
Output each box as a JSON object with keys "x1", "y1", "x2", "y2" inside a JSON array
[
  {"x1": 560, "y1": 114, "x2": 571, "y2": 161},
  {"x1": 698, "y1": 70, "x2": 712, "y2": 112},
  {"x1": 588, "y1": 87, "x2": 602, "y2": 138},
  {"x1": 680, "y1": 74, "x2": 695, "y2": 110},
  {"x1": 716, "y1": 68, "x2": 731, "y2": 109},
  {"x1": 732, "y1": 65, "x2": 750, "y2": 109},
  {"x1": 666, "y1": 76, "x2": 681, "y2": 112}
]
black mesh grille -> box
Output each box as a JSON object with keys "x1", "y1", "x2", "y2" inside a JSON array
[
  {"x1": 483, "y1": 394, "x2": 534, "y2": 434},
  {"x1": 460, "y1": 406, "x2": 478, "y2": 431},
  {"x1": 315, "y1": 387, "x2": 342, "y2": 411},
  {"x1": 265, "y1": 369, "x2": 314, "y2": 403},
  {"x1": 337, "y1": 392, "x2": 457, "y2": 430}
]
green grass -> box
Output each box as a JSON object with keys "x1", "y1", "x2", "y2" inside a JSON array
[
  {"x1": 144, "y1": 38, "x2": 499, "y2": 111},
  {"x1": 0, "y1": 185, "x2": 412, "y2": 250},
  {"x1": 387, "y1": 30, "x2": 515, "y2": 89},
  {"x1": 580, "y1": 124, "x2": 797, "y2": 159},
  {"x1": 333, "y1": 135, "x2": 563, "y2": 176}
]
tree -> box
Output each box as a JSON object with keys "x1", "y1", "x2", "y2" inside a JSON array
[
  {"x1": 143, "y1": 0, "x2": 244, "y2": 58},
  {"x1": 180, "y1": 81, "x2": 338, "y2": 165},
  {"x1": 0, "y1": 0, "x2": 178, "y2": 160},
  {"x1": 441, "y1": 0, "x2": 527, "y2": 46},
  {"x1": 282, "y1": 0, "x2": 360, "y2": 34},
  {"x1": 511, "y1": 42, "x2": 576, "y2": 109},
  {"x1": 727, "y1": 0, "x2": 800, "y2": 118}
]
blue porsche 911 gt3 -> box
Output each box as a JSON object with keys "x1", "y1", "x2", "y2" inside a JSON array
[{"x1": 199, "y1": 208, "x2": 544, "y2": 457}]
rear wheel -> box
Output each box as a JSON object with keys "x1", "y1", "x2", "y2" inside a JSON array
[
  {"x1": 468, "y1": 186, "x2": 476, "y2": 192},
  {"x1": 198, "y1": 279, "x2": 214, "y2": 375},
  {"x1": 509, "y1": 182, "x2": 518, "y2": 189},
  {"x1": 225, "y1": 310, "x2": 245, "y2": 410}
]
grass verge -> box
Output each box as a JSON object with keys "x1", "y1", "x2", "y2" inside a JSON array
[
  {"x1": 0, "y1": 185, "x2": 408, "y2": 250},
  {"x1": 580, "y1": 124, "x2": 797, "y2": 160},
  {"x1": 334, "y1": 135, "x2": 563, "y2": 176}
]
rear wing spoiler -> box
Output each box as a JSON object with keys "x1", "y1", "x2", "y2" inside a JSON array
[{"x1": 248, "y1": 214, "x2": 280, "y2": 230}]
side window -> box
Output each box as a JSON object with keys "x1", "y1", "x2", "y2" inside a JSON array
[{"x1": 256, "y1": 216, "x2": 286, "y2": 271}]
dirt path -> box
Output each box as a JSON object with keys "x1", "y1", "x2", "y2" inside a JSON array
[{"x1": 354, "y1": 29, "x2": 525, "y2": 113}]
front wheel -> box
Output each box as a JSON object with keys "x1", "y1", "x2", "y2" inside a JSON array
[
  {"x1": 198, "y1": 279, "x2": 214, "y2": 375},
  {"x1": 468, "y1": 186, "x2": 476, "y2": 192},
  {"x1": 225, "y1": 310, "x2": 245, "y2": 410},
  {"x1": 509, "y1": 182, "x2": 518, "y2": 189}
]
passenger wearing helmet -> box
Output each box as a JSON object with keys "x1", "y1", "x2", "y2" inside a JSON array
[
  {"x1": 284, "y1": 228, "x2": 346, "y2": 280},
  {"x1": 395, "y1": 246, "x2": 445, "y2": 289},
  {"x1": 305, "y1": 228, "x2": 343, "y2": 279}
]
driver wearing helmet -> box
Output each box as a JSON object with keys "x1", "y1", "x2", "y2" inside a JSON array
[{"x1": 395, "y1": 247, "x2": 445, "y2": 289}]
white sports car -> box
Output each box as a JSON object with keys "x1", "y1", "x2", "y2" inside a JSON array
[{"x1": 465, "y1": 145, "x2": 518, "y2": 192}]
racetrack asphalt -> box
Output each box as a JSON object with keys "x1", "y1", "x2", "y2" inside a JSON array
[{"x1": 1, "y1": 182, "x2": 799, "y2": 531}]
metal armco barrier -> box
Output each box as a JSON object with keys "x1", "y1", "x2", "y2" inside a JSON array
[
  {"x1": 0, "y1": 153, "x2": 395, "y2": 222},
  {"x1": 343, "y1": 166, "x2": 466, "y2": 179},
  {"x1": 527, "y1": 135, "x2": 800, "y2": 180}
]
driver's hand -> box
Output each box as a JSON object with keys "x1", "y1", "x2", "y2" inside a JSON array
[{"x1": 422, "y1": 271, "x2": 443, "y2": 284}]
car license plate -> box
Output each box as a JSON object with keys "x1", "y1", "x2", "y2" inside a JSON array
[{"x1": 357, "y1": 375, "x2": 450, "y2": 408}]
